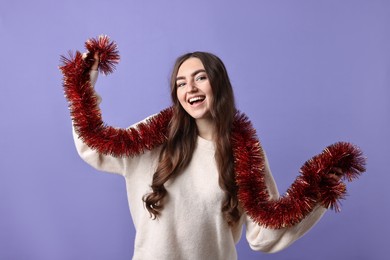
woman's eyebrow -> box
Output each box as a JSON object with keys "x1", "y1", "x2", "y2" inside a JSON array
[{"x1": 176, "y1": 69, "x2": 206, "y2": 81}]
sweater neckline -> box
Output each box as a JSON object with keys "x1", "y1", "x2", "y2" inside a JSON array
[{"x1": 197, "y1": 136, "x2": 215, "y2": 151}]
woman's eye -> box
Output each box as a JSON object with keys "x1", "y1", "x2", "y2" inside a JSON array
[
  {"x1": 177, "y1": 82, "x2": 186, "y2": 87},
  {"x1": 196, "y1": 75, "x2": 207, "y2": 81}
]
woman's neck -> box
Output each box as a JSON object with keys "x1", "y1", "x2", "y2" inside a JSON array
[{"x1": 195, "y1": 118, "x2": 216, "y2": 141}]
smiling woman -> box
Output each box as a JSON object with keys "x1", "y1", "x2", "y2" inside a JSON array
[
  {"x1": 176, "y1": 58, "x2": 214, "y2": 128},
  {"x1": 60, "y1": 35, "x2": 365, "y2": 260}
]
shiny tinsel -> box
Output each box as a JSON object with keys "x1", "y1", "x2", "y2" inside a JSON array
[{"x1": 60, "y1": 36, "x2": 366, "y2": 229}]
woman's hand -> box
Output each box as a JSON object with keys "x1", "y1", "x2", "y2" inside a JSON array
[
  {"x1": 81, "y1": 52, "x2": 100, "y2": 71},
  {"x1": 328, "y1": 167, "x2": 343, "y2": 181},
  {"x1": 91, "y1": 52, "x2": 100, "y2": 71}
]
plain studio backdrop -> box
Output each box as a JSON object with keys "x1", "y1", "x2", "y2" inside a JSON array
[{"x1": 0, "y1": 0, "x2": 389, "y2": 259}]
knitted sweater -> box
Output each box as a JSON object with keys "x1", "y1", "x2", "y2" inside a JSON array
[{"x1": 72, "y1": 71, "x2": 327, "y2": 260}]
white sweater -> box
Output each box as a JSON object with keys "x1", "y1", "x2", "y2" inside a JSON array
[{"x1": 72, "y1": 71, "x2": 327, "y2": 260}]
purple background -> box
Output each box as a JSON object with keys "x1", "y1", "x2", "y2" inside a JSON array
[{"x1": 1, "y1": 0, "x2": 389, "y2": 259}]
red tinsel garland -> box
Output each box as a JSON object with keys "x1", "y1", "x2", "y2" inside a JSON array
[
  {"x1": 60, "y1": 35, "x2": 366, "y2": 229},
  {"x1": 231, "y1": 114, "x2": 365, "y2": 228}
]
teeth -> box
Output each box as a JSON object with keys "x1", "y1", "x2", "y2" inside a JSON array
[{"x1": 189, "y1": 96, "x2": 205, "y2": 104}]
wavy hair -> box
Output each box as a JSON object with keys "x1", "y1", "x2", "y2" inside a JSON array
[{"x1": 143, "y1": 52, "x2": 240, "y2": 225}]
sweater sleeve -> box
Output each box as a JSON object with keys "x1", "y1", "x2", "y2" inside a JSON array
[
  {"x1": 245, "y1": 152, "x2": 327, "y2": 253},
  {"x1": 72, "y1": 70, "x2": 127, "y2": 176},
  {"x1": 73, "y1": 128, "x2": 128, "y2": 175}
]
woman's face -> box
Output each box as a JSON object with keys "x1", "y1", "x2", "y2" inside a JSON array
[{"x1": 176, "y1": 57, "x2": 213, "y2": 120}]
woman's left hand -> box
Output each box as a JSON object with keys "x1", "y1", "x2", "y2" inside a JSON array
[{"x1": 328, "y1": 167, "x2": 343, "y2": 181}]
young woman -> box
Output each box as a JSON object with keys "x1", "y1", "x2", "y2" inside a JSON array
[{"x1": 60, "y1": 36, "x2": 365, "y2": 260}]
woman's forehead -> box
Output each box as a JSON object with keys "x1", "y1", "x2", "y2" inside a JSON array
[{"x1": 177, "y1": 58, "x2": 205, "y2": 77}]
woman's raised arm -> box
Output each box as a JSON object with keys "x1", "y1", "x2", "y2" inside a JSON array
[{"x1": 59, "y1": 35, "x2": 173, "y2": 159}]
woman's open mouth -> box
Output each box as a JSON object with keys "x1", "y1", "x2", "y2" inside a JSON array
[{"x1": 188, "y1": 96, "x2": 206, "y2": 106}]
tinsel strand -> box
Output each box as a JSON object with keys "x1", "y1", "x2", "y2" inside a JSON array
[
  {"x1": 60, "y1": 35, "x2": 366, "y2": 229},
  {"x1": 232, "y1": 114, "x2": 366, "y2": 228},
  {"x1": 59, "y1": 35, "x2": 171, "y2": 157}
]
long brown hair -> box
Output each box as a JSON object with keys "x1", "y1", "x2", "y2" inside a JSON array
[{"x1": 143, "y1": 52, "x2": 240, "y2": 225}]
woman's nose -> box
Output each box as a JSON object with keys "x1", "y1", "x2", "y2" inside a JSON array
[{"x1": 187, "y1": 80, "x2": 197, "y2": 92}]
